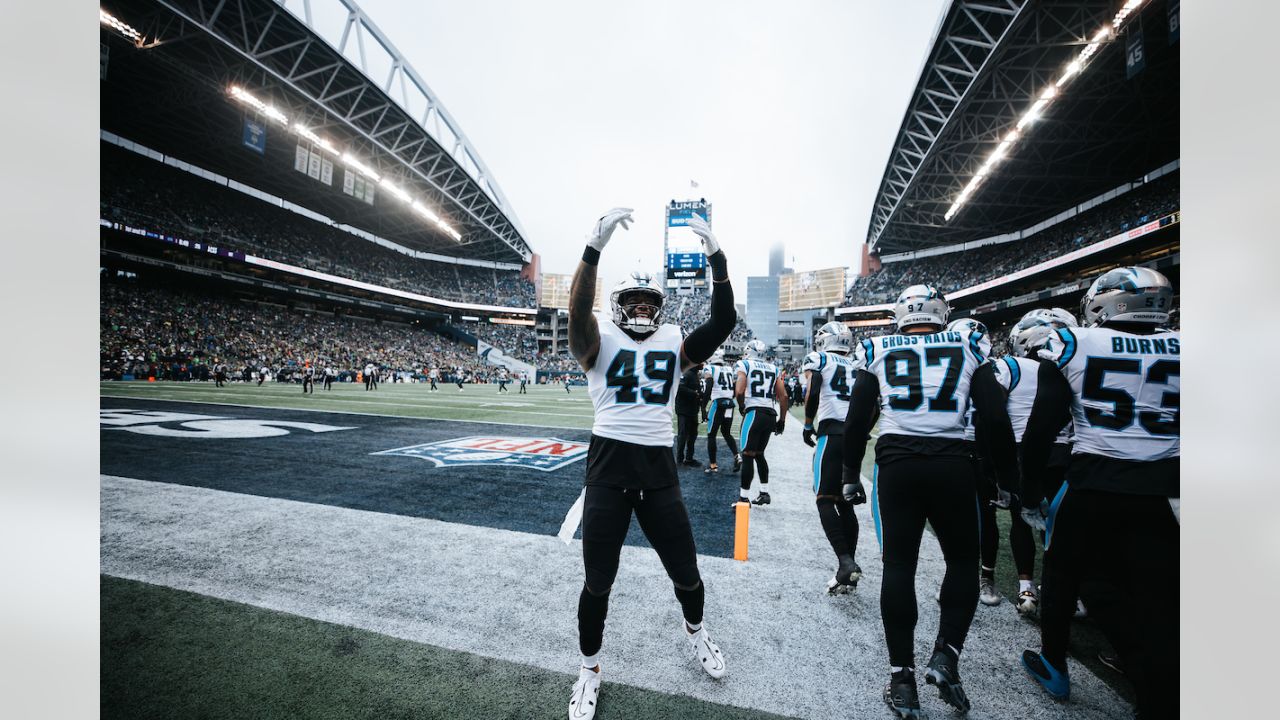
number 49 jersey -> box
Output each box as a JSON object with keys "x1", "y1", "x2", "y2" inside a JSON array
[
  {"x1": 801, "y1": 351, "x2": 861, "y2": 426},
  {"x1": 860, "y1": 329, "x2": 991, "y2": 439},
  {"x1": 587, "y1": 311, "x2": 684, "y2": 446},
  {"x1": 1040, "y1": 326, "x2": 1179, "y2": 461}
]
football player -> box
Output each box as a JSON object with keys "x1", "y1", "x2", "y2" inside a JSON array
[
  {"x1": 734, "y1": 339, "x2": 788, "y2": 506},
  {"x1": 842, "y1": 285, "x2": 1018, "y2": 718},
  {"x1": 800, "y1": 321, "x2": 864, "y2": 594},
  {"x1": 701, "y1": 348, "x2": 742, "y2": 474},
  {"x1": 565, "y1": 208, "x2": 735, "y2": 720},
  {"x1": 498, "y1": 367, "x2": 510, "y2": 393},
  {"x1": 1017, "y1": 268, "x2": 1179, "y2": 718},
  {"x1": 302, "y1": 362, "x2": 315, "y2": 394}
]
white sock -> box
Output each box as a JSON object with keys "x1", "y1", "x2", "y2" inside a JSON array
[
  {"x1": 581, "y1": 653, "x2": 600, "y2": 671},
  {"x1": 891, "y1": 665, "x2": 910, "y2": 674},
  {"x1": 739, "y1": 493, "x2": 749, "y2": 502},
  {"x1": 1019, "y1": 579, "x2": 1035, "y2": 593},
  {"x1": 685, "y1": 621, "x2": 702, "y2": 634}
]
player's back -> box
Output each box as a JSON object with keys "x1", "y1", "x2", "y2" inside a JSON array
[
  {"x1": 1042, "y1": 326, "x2": 1179, "y2": 463},
  {"x1": 861, "y1": 329, "x2": 989, "y2": 439},
  {"x1": 707, "y1": 364, "x2": 735, "y2": 401},
  {"x1": 801, "y1": 350, "x2": 859, "y2": 427},
  {"x1": 735, "y1": 358, "x2": 779, "y2": 410}
]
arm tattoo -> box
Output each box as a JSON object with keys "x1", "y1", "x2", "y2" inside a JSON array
[{"x1": 568, "y1": 260, "x2": 601, "y2": 371}]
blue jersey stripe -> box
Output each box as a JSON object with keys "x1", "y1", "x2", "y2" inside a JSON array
[
  {"x1": 1002, "y1": 356, "x2": 1022, "y2": 392},
  {"x1": 1055, "y1": 328, "x2": 1077, "y2": 369}
]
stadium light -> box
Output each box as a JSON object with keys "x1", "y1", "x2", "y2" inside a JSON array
[
  {"x1": 942, "y1": 0, "x2": 1149, "y2": 223},
  {"x1": 100, "y1": 9, "x2": 142, "y2": 44},
  {"x1": 226, "y1": 83, "x2": 465, "y2": 241}
]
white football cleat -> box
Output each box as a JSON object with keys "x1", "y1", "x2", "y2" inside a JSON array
[
  {"x1": 1016, "y1": 588, "x2": 1040, "y2": 616},
  {"x1": 686, "y1": 624, "x2": 727, "y2": 679},
  {"x1": 979, "y1": 577, "x2": 1003, "y2": 606},
  {"x1": 568, "y1": 665, "x2": 602, "y2": 720}
]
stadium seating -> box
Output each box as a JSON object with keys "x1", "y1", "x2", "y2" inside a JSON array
[
  {"x1": 843, "y1": 172, "x2": 1179, "y2": 307},
  {"x1": 100, "y1": 144, "x2": 537, "y2": 308}
]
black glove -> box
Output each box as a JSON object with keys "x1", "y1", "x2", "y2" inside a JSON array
[
  {"x1": 802, "y1": 424, "x2": 816, "y2": 447},
  {"x1": 841, "y1": 466, "x2": 867, "y2": 505},
  {"x1": 774, "y1": 416, "x2": 786, "y2": 435}
]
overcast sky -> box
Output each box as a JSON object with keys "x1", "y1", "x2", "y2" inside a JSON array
[{"x1": 333, "y1": 0, "x2": 948, "y2": 292}]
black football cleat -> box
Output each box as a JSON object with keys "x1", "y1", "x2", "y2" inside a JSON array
[
  {"x1": 751, "y1": 491, "x2": 771, "y2": 506},
  {"x1": 884, "y1": 670, "x2": 924, "y2": 719},
  {"x1": 925, "y1": 643, "x2": 971, "y2": 713},
  {"x1": 732, "y1": 454, "x2": 743, "y2": 472}
]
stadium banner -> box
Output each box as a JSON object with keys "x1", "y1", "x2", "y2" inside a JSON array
[
  {"x1": 307, "y1": 150, "x2": 322, "y2": 180},
  {"x1": 342, "y1": 168, "x2": 355, "y2": 196},
  {"x1": 242, "y1": 119, "x2": 266, "y2": 155},
  {"x1": 1126, "y1": 21, "x2": 1145, "y2": 79},
  {"x1": 779, "y1": 267, "x2": 847, "y2": 311},
  {"x1": 320, "y1": 158, "x2": 334, "y2": 186},
  {"x1": 666, "y1": 199, "x2": 710, "y2": 227},
  {"x1": 294, "y1": 144, "x2": 309, "y2": 173},
  {"x1": 1168, "y1": 0, "x2": 1179, "y2": 44}
]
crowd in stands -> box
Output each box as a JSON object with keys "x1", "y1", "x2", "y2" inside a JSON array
[
  {"x1": 843, "y1": 172, "x2": 1180, "y2": 307},
  {"x1": 101, "y1": 280, "x2": 513, "y2": 383},
  {"x1": 100, "y1": 144, "x2": 536, "y2": 308},
  {"x1": 667, "y1": 291, "x2": 755, "y2": 344}
]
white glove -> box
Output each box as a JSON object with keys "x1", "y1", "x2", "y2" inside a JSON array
[
  {"x1": 586, "y1": 208, "x2": 634, "y2": 252},
  {"x1": 1020, "y1": 501, "x2": 1049, "y2": 533},
  {"x1": 686, "y1": 213, "x2": 720, "y2": 256}
]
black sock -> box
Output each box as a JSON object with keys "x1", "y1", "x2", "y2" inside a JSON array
[
  {"x1": 740, "y1": 456, "x2": 754, "y2": 493},
  {"x1": 816, "y1": 498, "x2": 850, "y2": 557},
  {"x1": 756, "y1": 455, "x2": 769, "y2": 485},
  {"x1": 836, "y1": 499, "x2": 860, "y2": 553}
]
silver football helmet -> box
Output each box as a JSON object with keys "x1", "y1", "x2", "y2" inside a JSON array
[
  {"x1": 610, "y1": 271, "x2": 665, "y2": 334},
  {"x1": 1008, "y1": 307, "x2": 1078, "y2": 358},
  {"x1": 710, "y1": 347, "x2": 726, "y2": 365},
  {"x1": 813, "y1": 321, "x2": 854, "y2": 354},
  {"x1": 743, "y1": 339, "x2": 768, "y2": 359},
  {"x1": 1080, "y1": 267, "x2": 1174, "y2": 327},
  {"x1": 894, "y1": 284, "x2": 950, "y2": 331}
]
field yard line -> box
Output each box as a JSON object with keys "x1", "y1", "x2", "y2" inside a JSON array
[
  {"x1": 101, "y1": 457, "x2": 1128, "y2": 719},
  {"x1": 99, "y1": 395, "x2": 589, "y2": 431},
  {"x1": 99, "y1": 386, "x2": 591, "y2": 419}
]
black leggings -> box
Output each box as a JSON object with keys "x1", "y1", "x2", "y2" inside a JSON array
[
  {"x1": 1040, "y1": 486, "x2": 1179, "y2": 718},
  {"x1": 875, "y1": 456, "x2": 979, "y2": 667},
  {"x1": 676, "y1": 413, "x2": 698, "y2": 462},
  {"x1": 578, "y1": 484, "x2": 704, "y2": 657},
  {"x1": 980, "y1": 500, "x2": 1036, "y2": 578},
  {"x1": 814, "y1": 434, "x2": 858, "y2": 560},
  {"x1": 705, "y1": 400, "x2": 739, "y2": 465}
]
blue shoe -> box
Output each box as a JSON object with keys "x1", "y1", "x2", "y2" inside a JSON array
[{"x1": 1021, "y1": 650, "x2": 1069, "y2": 700}]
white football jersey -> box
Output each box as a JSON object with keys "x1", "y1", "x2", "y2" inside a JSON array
[
  {"x1": 587, "y1": 311, "x2": 684, "y2": 446},
  {"x1": 861, "y1": 329, "x2": 991, "y2": 439},
  {"x1": 734, "y1": 358, "x2": 780, "y2": 411},
  {"x1": 801, "y1": 351, "x2": 860, "y2": 425},
  {"x1": 704, "y1": 364, "x2": 736, "y2": 401},
  {"x1": 1039, "y1": 327, "x2": 1179, "y2": 461}
]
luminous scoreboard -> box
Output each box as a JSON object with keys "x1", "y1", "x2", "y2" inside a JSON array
[
  {"x1": 779, "y1": 267, "x2": 848, "y2": 311},
  {"x1": 664, "y1": 199, "x2": 711, "y2": 287}
]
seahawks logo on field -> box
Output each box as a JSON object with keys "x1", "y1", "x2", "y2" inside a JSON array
[{"x1": 373, "y1": 436, "x2": 589, "y2": 471}]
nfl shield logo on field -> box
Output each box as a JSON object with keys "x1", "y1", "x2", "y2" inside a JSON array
[{"x1": 373, "y1": 436, "x2": 589, "y2": 471}]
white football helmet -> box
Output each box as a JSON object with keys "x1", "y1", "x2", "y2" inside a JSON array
[
  {"x1": 894, "y1": 284, "x2": 950, "y2": 331},
  {"x1": 609, "y1": 271, "x2": 666, "y2": 334},
  {"x1": 743, "y1": 339, "x2": 768, "y2": 359},
  {"x1": 1080, "y1": 267, "x2": 1174, "y2": 327},
  {"x1": 946, "y1": 317, "x2": 987, "y2": 338},
  {"x1": 813, "y1": 321, "x2": 853, "y2": 354},
  {"x1": 710, "y1": 347, "x2": 726, "y2": 365}
]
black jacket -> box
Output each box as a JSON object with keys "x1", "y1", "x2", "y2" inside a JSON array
[{"x1": 675, "y1": 367, "x2": 703, "y2": 416}]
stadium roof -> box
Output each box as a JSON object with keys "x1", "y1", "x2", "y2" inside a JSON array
[
  {"x1": 100, "y1": 0, "x2": 532, "y2": 264},
  {"x1": 866, "y1": 0, "x2": 1179, "y2": 254}
]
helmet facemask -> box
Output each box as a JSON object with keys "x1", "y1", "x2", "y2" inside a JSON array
[{"x1": 613, "y1": 288, "x2": 664, "y2": 335}]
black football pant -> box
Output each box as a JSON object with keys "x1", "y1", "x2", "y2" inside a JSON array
[
  {"x1": 675, "y1": 413, "x2": 698, "y2": 462},
  {"x1": 980, "y1": 500, "x2": 1035, "y2": 578},
  {"x1": 578, "y1": 484, "x2": 703, "y2": 657},
  {"x1": 324, "y1": 377, "x2": 332, "y2": 390},
  {"x1": 813, "y1": 433, "x2": 858, "y2": 561},
  {"x1": 705, "y1": 400, "x2": 738, "y2": 466},
  {"x1": 875, "y1": 456, "x2": 979, "y2": 668},
  {"x1": 1040, "y1": 485, "x2": 1178, "y2": 718}
]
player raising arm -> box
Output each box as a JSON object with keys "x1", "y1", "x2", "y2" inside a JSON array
[{"x1": 565, "y1": 208, "x2": 737, "y2": 720}]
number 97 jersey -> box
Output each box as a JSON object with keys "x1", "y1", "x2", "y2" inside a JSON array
[
  {"x1": 860, "y1": 329, "x2": 991, "y2": 439},
  {"x1": 587, "y1": 311, "x2": 684, "y2": 446},
  {"x1": 1039, "y1": 326, "x2": 1179, "y2": 461}
]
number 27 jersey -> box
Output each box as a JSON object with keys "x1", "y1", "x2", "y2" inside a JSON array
[
  {"x1": 586, "y1": 311, "x2": 684, "y2": 446},
  {"x1": 860, "y1": 329, "x2": 991, "y2": 439}
]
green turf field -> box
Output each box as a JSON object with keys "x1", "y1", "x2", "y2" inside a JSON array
[
  {"x1": 102, "y1": 576, "x2": 796, "y2": 720},
  {"x1": 100, "y1": 380, "x2": 1131, "y2": 711}
]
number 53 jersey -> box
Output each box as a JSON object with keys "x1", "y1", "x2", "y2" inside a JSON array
[
  {"x1": 1040, "y1": 326, "x2": 1179, "y2": 461},
  {"x1": 587, "y1": 312, "x2": 684, "y2": 446},
  {"x1": 859, "y1": 328, "x2": 991, "y2": 438}
]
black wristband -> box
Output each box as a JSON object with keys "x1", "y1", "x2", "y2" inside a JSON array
[
  {"x1": 582, "y1": 246, "x2": 601, "y2": 265},
  {"x1": 707, "y1": 250, "x2": 728, "y2": 281}
]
